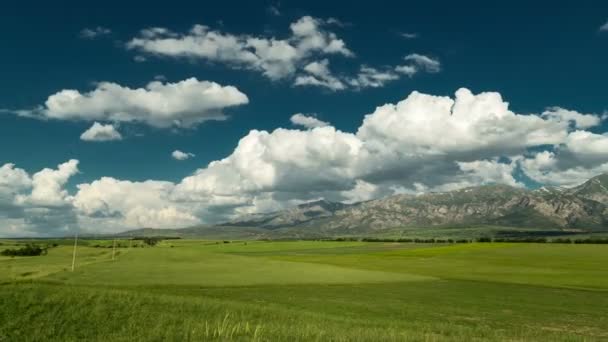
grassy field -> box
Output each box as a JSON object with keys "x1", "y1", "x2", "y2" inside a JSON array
[{"x1": 1, "y1": 240, "x2": 607, "y2": 341}]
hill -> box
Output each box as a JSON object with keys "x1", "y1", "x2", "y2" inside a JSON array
[{"x1": 119, "y1": 173, "x2": 608, "y2": 239}]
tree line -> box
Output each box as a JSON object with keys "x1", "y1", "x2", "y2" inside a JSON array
[{"x1": 0, "y1": 244, "x2": 50, "y2": 257}]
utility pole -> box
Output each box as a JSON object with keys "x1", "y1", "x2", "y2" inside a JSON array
[
  {"x1": 71, "y1": 232, "x2": 78, "y2": 272},
  {"x1": 112, "y1": 238, "x2": 116, "y2": 261}
]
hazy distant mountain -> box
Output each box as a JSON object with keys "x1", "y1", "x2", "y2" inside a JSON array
[
  {"x1": 224, "y1": 199, "x2": 350, "y2": 228},
  {"x1": 119, "y1": 173, "x2": 608, "y2": 238}
]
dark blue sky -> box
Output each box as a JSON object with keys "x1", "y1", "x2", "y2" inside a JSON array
[{"x1": 1, "y1": 0, "x2": 607, "y2": 188}]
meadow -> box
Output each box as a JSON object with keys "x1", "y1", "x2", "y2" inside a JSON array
[{"x1": 1, "y1": 239, "x2": 607, "y2": 341}]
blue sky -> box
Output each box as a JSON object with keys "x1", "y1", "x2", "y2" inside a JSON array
[{"x1": 1, "y1": 0, "x2": 607, "y2": 236}]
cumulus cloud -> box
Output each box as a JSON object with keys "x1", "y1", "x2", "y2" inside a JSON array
[
  {"x1": 10, "y1": 78, "x2": 248, "y2": 128},
  {"x1": 0, "y1": 164, "x2": 31, "y2": 207},
  {"x1": 5, "y1": 88, "x2": 607, "y2": 236},
  {"x1": 600, "y1": 20, "x2": 608, "y2": 32},
  {"x1": 290, "y1": 113, "x2": 330, "y2": 129},
  {"x1": 0, "y1": 161, "x2": 79, "y2": 237},
  {"x1": 172, "y1": 150, "x2": 196, "y2": 160},
  {"x1": 80, "y1": 26, "x2": 111, "y2": 39},
  {"x1": 73, "y1": 177, "x2": 200, "y2": 230},
  {"x1": 17, "y1": 160, "x2": 79, "y2": 207},
  {"x1": 80, "y1": 122, "x2": 122, "y2": 141},
  {"x1": 167, "y1": 88, "x2": 600, "y2": 221}
]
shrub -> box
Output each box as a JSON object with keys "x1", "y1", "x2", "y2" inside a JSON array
[{"x1": 1, "y1": 244, "x2": 47, "y2": 257}]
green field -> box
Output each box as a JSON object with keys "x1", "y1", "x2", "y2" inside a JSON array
[{"x1": 1, "y1": 239, "x2": 607, "y2": 341}]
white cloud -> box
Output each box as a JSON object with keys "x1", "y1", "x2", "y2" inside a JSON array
[
  {"x1": 17, "y1": 160, "x2": 79, "y2": 207},
  {"x1": 357, "y1": 88, "x2": 566, "y2": 156},
  {"x1": 519, "y1": 128, "x2": 608, "y2": 187},
  {"x1": 126, "y1": 18, "x2": 440, "y2": 91},
  {"x1": 12, "y1": 78, "x2": 248, "y2": 128},
  {"x1": 172, "y1": 150, "x2": 196, "y2": 160},
  {"x1": 347, "y1": 66, "x2": 400, "y2": 89},
  {"x1": 80, "y1": 26, "x2": 111, "y2": 39},
  {"x1": 520, "y1": 150, "x2": 608, "y2": 187},
  {"x1": 127, "y1": 16, "x2": 352, "y2": 81},
  {"x1": 0, "y1": 164, "x2": 31, "y2": 206},
  {"x1": 294, "y1": 54, "x2": 442, "y2": 91},
  {"x1": 541, "y1": 107, "x2": 602, "y2": 129},
  {"x1": 600, "y1": 20, "x2": 608, "y2": 32},
  {"x1": 290, "y1": 113, "x2": 330, "y2": 129},
  {"x1": 73, "y1": 177, "x2": 200, "y2": 230},
  {"x1": 5, "y1": 88, "x2": 607, "y2": 235},
  {"x1": 403, "y1": 54, "x2": 441, "y2": 73},
  {"x1": 457, "y1": 159, "x2": 523, "y2": 188},
  {"x1": 0, "y1": 161, "x2": 79, "y2": 237},
  {"x1": 394, "y1": 64, "x2": 417, "y2": 77},
  {"x1": 169, "y1": 88, "x2": 595, "y2": 220},
  {"x1": 294, "y1": 59, "x2": 346, "y2": 90},
  {"x1": 80, "y1": 122, "x2": 122, "y2": 141},
  {"x1": 564, "y1": 131, "x2": 608, "y2": 157},
  {"x1": 267, "y1": 5, "x2": 281, "y2": 16},
  {"x1": 399, "y1": 32, "x2": 419, "y2": 39}
]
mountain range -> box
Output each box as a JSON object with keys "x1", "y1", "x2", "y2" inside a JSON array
[{"x1": 120, "y1": 173, "x2": 608, "y2": 239}]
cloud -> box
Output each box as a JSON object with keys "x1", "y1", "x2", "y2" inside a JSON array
[
  {"x1": 294, "y1": 59, "x2": 346, "y2": 90},
  {"x1": 172, "y1": 150, "x2": 196, "y2": 160},
  {"x1": 80, "y1": 27, "x2": 111, "y2": 39},
  {"x1": 5, "y1": 88, "x2": 607, "y2": 236},
  {"x1": 0, "y1": 161, "x2": 80, "y2": 237},
  {"x1": 394, "y1": 64, "x2": 417, "y2": 77},
  {"x1": 295, "y1": 56, "x2": 439, "y2": 91},
  {"x1": 290, "y1": 113, "x2": 330, "y2": 129},
  {"x1": 600, "y1": 20, "x2": 608, "y2": 32},
  {"x1": 127, "y1": 16, "x2": 352, "y2": 81},
  {"x1": 73, "y1": 177, "x2": 200, "y2": 230},
  {"x1": 80, "y1": 122, "x2": 122, "y2": 141},
  {"x1": 399, "y1": 32, "x2": 418, "y2": 39},
  {"x1": 168, "y1": 88, "x2": 596, "y2": 221},
  {"x1": 357, "y1": 88, "x2": 566, "y2": 157},
  {"x1": 11, "y1": 78, "x2": 248, "y2": 128},
  {"x1": 403, "y1": 54, "x2": 441, "y2": 73},
  {"x1": 0, "y1": 164, "x2": 31, "y2": 207},
  {"x1": 16, "y1": 160, "x2": 79, "y2": 207},
  {"x1": 126, "y1": 17, "x2": 440, "y2": 91},
  {"x1": 541, "y1": 107, "x2": 603, "y2": 129},
  {"x1": 347, "y1": 66, "x2": 400, "y2": 89},
  {"x1": 519, "y1": 128, "x2": 608, "y2": 187},
  {"x1": 267, "y1": 5, "x2": 281, "y2": 16}
]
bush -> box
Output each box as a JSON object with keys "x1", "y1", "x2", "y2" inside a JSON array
[{"x1": 1, "y1": 244, "x2": 47, "y2": 257}]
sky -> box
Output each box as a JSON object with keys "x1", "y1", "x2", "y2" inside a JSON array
[{"x1": 1, "y1": 0, "x2": 608, "y2": 236}]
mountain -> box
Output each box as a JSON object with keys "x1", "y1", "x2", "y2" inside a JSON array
[
  {"x1": 292, "y1": 183, "x2": 607, "y2": 234},
  {"x1": 119, "y1": 173, "x2": 608, "y2": 239},
  {"x1": 568, "y1": 173, "x2": 608, "y2": 205},
  {"x1": 223, "y1": 199, "x2": 349, "y2": 228}
]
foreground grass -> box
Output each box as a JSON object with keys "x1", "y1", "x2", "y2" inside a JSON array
[{"x1": 1, "y1": 240, "x2": 607, "y2": 341}]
